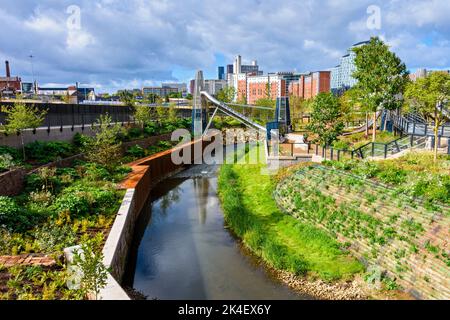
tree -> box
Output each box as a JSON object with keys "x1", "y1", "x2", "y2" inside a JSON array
[
  {"x1": 1, "y1": 103, "x2": 47, "y2": 160},
  {"x1": 134, "y1": 105, "x2": 153, "y2": 129},
  {"x1": 404, "y1": 71, "x2": 450, "y2": 161},
  {"x1": 73, "y1": 242, "x2": 109, "y2": 300},
  {"x1": 85, "y1": 114, "x2": 122, "y2": 171},
  {"x1": 118, "y1": 90, "x2": 135, "y2": 107},
  {"x1": 352, "y1": 37, "x2": 409, "y2": 142},
  {"x1": 339, "y1": 88, "x2": 366, "y2": 132},
  {"x1": 216, "y1": 86, "x2": 236, "y2": 103},
  {"x1": 255, "y1": 98, "x2": 276, "y2": 108},
  {"x1": 306, "y1": 93, "x2": 344, "y2": 146}
]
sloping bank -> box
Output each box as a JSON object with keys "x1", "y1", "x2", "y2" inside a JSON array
[{"x1": 217, "y1": 158, "x2": 367, "y2": 300}]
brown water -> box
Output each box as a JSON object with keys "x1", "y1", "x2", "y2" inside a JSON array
[{"x1": 124, "y1": 165, "x2": 311, "y2": 300}]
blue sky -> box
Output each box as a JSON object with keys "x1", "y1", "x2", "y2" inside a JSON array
[{"x1": 1, "y1": 0, "x2": 449, "y2": 93}]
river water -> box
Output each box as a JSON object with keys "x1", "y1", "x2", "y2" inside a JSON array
[{"x1": 124, "y1": 164, "x2": 310, "y2": 300}]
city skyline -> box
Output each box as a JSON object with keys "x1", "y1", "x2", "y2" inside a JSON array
[{"x1": 1, "y1": 0, "x2": 450, "y2": 93}]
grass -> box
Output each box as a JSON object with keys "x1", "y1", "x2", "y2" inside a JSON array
[{"x1": 217, "y1": 147, "x2": 364, "y2": 281}]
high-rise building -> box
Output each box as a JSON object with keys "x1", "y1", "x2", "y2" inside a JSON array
[
  {"x1": 331, "y1": 41, "x2": 369, "y2": 94},
  {"x1": 218, "y1": 66, "x2": 225, "y2": 80}
]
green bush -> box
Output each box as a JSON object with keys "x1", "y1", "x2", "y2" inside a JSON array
[
  {"x1": 0, "y1": 146, "x2": 21, "y2": 161},
  {"x1": 144, "y1": 123, "x2": 158, "y2": 136},
  {"x1": 53, "y1": 184, "x2": 116, "y2": 217},
  {"x1": 126, "y1": 128, "x2": 142, "y2": 140},
  {"x1": 73, "y1": 133, "x2": 90, "y2": 150},
  {"x1": 25, "y1": 141, "x2": 74, "y2": 164},
  {"x1": 0, "y1": 196, "x2": 45, "y2": 232},
  {"x1": 127, "y1": 145, "x2": 145, "y2": 158}
]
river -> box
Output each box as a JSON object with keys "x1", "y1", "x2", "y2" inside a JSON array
[{"x1": 124, "y1": 164, "x2": 311, "y2": 300}]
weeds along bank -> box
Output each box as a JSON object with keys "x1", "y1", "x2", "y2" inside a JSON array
[
  {"x1": 218, "y1": 147, "x2": 449, "y2": 300},
  {"x1": 0, "y1": 116, "x2": 190, "y2": 300}
]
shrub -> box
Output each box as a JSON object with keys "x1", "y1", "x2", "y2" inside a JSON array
[
  {"x1": 33, "y1": 223, "x2": 77, "y2": 253},
  {"x1": 126, "y1": 127, "x2": 142, "y2": 140},
  {"x1": 53, "y1": 184, "x2": 116, "y2": 217},
  {"x1": 73, "y1": 133, "x2": 90, "y2": 150},
  {"x1": 143, "y1": 124, "x2": 158, "y2": 136},
  {"x1": 0, "y1": 154, "x2": 16, "y2": 172},
  {"x1": 25, "y1": 141, "x2": 74, "y2": 164},
  {"x1": 0, "y1": 146, "x2": 21, "y2": 161},
  {"x1": 0, "y1": 197, "x2": 44, "y2": 232},
  {"x1": 126, "y1": 145, "x2": 145, "y2": 158}
]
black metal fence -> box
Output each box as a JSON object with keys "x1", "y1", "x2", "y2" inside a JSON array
[{"x1": 0, "y1": 102, "x2": 192, "y2": 130}]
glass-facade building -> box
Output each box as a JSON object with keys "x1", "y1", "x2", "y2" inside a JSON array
[{"x1": 331, "y1": 41, "x2": 369, "y2": 94}]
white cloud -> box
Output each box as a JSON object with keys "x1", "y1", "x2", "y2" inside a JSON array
[{"x1": 0, "y1": 0, "x2": 449, "y2": 93}]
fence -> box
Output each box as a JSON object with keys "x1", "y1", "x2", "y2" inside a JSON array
[
  {"x1": 268, "y1": 134, "x2": 445, "y2": 161},
  {"x1": 0, "y1": 102, "x2": 192, "y2": 130}
]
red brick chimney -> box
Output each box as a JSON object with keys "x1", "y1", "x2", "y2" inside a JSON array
[{"x1": 5, "y1": 60, "x2": 11, "y2": 78}]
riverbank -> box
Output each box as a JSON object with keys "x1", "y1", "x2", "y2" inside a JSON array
[{"x1": 217, "y1": 153, "x2": 368, "y2": 300}]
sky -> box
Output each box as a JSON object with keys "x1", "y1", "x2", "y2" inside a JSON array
[{"x1": 1, "y1": 0, "x2": 450, "y2": 93}]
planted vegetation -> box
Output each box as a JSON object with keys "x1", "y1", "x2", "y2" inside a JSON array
[{"x1": 274, "y1": 154, "x2": 449, "y2": 299}]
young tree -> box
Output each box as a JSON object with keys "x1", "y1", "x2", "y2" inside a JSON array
[
  {"x1": 1, "y1": 103, "x2": 47, "y2": 160},
  {"x1": 404, "y1": 71, "x2": 450, "y2": 161},
  {"x1": 85, "y1": 114, "x2": 123, "y2": 171},
  {"x1": 216, "y1": 86, "x2": 236, "y2": 103},
  {"x1": 306, "y1": 93, "x2": 344, "y2": 146},
  {"x1": 134, "y1": 105, "x2": 153, "y2": 130},
  {"x1": 73, "y1": 242, "x2": 109, "y2": 300},
  {"x1": 339, "y1": 88, "x2": 366, "y2": 132},
  {"x1": 352, "y1": 37, "x2": 409, "y2": 142}
]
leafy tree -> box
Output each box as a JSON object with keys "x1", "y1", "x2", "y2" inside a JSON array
[
  {"x1": 134, "y1": 105, "x2": 153, "y2": 129},
  {"x1": 118, "y1": 90, "x2": 135, "y2": 107},
  {"x1": 85, "y1": 114, "x2": 122, "y2": 171},
  {"x1": 216, "y1": 86, "x2": 236, "y2": 103},
  {"x1": 306, "y1": 93, "x2": 344, "y2": 146},
  {"x1": 404, "y1": 71, "x2": 450, "y2": 161},
  {"x1": 352, "y1": 37, "x2": 409, "y2": 141},
  {"x1": 1, "y1": 103, "x2": 47, "y2": 160}
]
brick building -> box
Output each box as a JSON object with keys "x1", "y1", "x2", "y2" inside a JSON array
[
  {"x1": 288, "y1": 71, "x2": 331, "y2": 100},
  {"x1": 0, "y1": 61, "x2": 21, "y2": 94}
]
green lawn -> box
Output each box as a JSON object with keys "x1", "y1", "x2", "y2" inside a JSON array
[{"x1": 217, "y1": 151, "x2": 364, "y2": 281}]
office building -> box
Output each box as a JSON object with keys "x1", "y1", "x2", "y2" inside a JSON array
[
  {"x1": 331, "y1": 41, "x2": 369, "y2": 94},
  {"x1": 204, "y1": 79, "x2": 227, "y2": 96},
  {"x1": 218, "y1": 66, "x2": 225, "y2": 80}
]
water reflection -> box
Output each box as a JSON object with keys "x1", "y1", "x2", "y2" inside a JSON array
[{"x1": 125, "y1": 166, "x2": 310, "y2": 300}]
